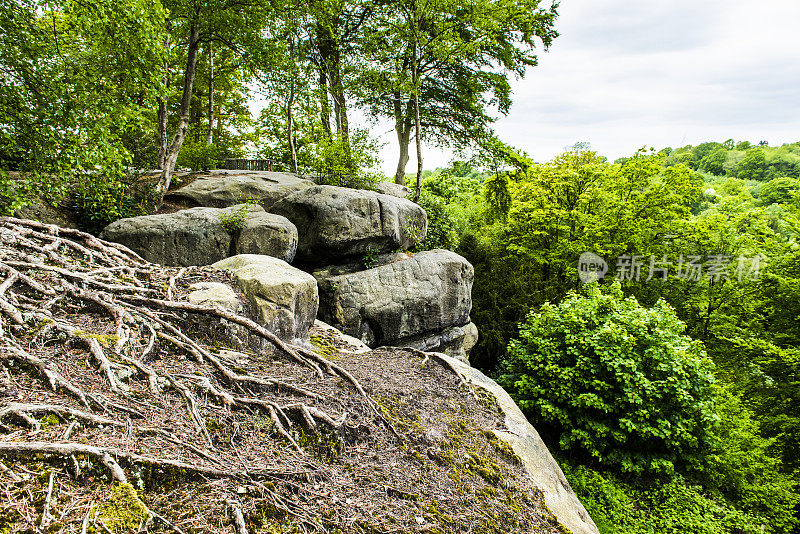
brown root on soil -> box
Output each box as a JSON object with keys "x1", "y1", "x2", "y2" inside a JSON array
[{"x1": 0, "y1": 217, "x2": 565, "y2": 534}]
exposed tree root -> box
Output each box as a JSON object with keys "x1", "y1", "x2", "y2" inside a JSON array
[
  {"x1": 0, "y1": 216, "x2": 381, "y2": 530},
  {"x1": 0, "y1": 217, "x2": 552, "y2": 534},
  {"x1": 0, "y1": 441, "x2": 297, "y2": 480}
]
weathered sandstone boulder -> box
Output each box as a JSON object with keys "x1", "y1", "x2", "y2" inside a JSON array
[
  {"x1": 213, "y1": 254, "x2": 318, "y2": 342},
  {"x1": 270, "y1": 185, "x2": 427, "y2": 264},
  {"x1": 187, "y1": 282, "x2": 242, "y2": 314},
  {"x1": 165, "y1": 171, "x2": 314, "y2": 210},
  {"x1": 101, "y1": 205, "x2": 297, "y2": 266},
  {"x1": 436, "y1": 353, "x2": 600, "y2": 534},
  {"x1": 312, "y1": 320, "x2": 371, "y2": 354},
  {"x1": 398, "y1": 321, "x2": 478, "y2": 363},
  {"x1": 374, "y1": 181, "x2": 410, "y2": 198},
  {"x1": 313, "y1": 250, "x2": 473, "y2": 346}
]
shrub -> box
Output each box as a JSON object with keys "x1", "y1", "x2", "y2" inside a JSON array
[
  {"x1": 217, "y1": 198, "x2": 258, "y2": 233},
  {"x1": 310, "y1": 130, "x2": 381, "y2": 190},
  {"x1": 412, "y1": 191, "x2": 458, "y2": 251},
  {"x1": 0, "y1": 171, "x2": 31, "y2": 215},
  {"x1": 562, "y1": 463, "x2": 765, "y2": 534},
  {"x1": 498, "y1": 282, "x2": 718, "y2": 474},
  {"x1": 176, "y1": 141, "x2": 222, "y2": 171},
  {"x1": 73, "y1": 173, "x2": 157, "y2": 234}
]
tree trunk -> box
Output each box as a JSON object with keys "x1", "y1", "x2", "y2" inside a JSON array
[
  {"x1": 206, "y1": 42, "x2": 214, "y2": 145},
  {"x1": 315, "y1": 22, "x2": 349, "y2": 156},
  {"x1": 394, "y1": 95, "x2": 414, "y2": 185},
  {"x1": 157, "y1": 19, "x2": 201, "y2": 204},
  {"x1": 287, "y1": 39, "x2": 298, "y2": 173},
  {"x1": 412, "y1": 42, "x2": 423, "y2": 203},
  {"x1": 156, "y1": 31, "x2": 170, "y2": 170},
  {"x1": 157, "y1": 97, "x2": 168, "y2": 170},
  {"x1": 318, "y1": 69, "x2": 332, "y2": 138},
  {"x1": 395, "y1": 120, "x2": 412, "y2": 186},
  {"x1": 330, "y1": 61, "x2": 348, "y2": 139}
]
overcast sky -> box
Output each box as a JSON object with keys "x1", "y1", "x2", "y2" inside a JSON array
[{"x1": 372, "y1": 0, "x2": 800, "y2": 173}]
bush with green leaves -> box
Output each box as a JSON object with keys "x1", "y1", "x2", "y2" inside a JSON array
[
  {"x1": 73, "y1": 174, "x2": 156, "y2": 234},
  {"x1": 176, "y1": 140, "x2": 222, "y2": 171},
  {"x1": 0, "y1": 171, "x2": 30, "y2": 215},
  {"x1": 217, "y1": 198, "x2": 258, "y2": 232},
  {"x1": 499, "y1": 282, "x2": 718, "y2": 474},
  {"x1": 309, "y1": 130, "x2": 381, "y2": 190},
  {"x1": 412, "y1": 191, "x2": 457, "y2": 251},
  {"x1": 562, "y1": 463, "x2": 766, "y2": 534}
]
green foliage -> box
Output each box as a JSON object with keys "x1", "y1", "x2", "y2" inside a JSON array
[
  {"x1": 757, "y1": 177, "x2": 799, "y2": 205},
  {"x1": 176, "y1": 140, "x2": 222, "y2": 171},
  {"x1": 499, "y1": 283, "x2": 717, "y2": 474},
  {"x1": 413, "y1": 191, "x2": 458, "y2": 250},
  {"x1": 483, "y1": 173, "x2": 511, "y2": 223},
  {"x1": 702, "y1": 386, "x2": 799, "y2": 532},
  {"x1": 460, "y1": 148, "x2": 702, "y2": 369},
  {"x1": 562, "y1": 463, "x2": 767, "y2": 534},
  {"x1": 217, "y1": 201, "x2": 256, "y2": 232},
  {"x1": 73, "y1": 174, "x2": 156, "y2": 234},
  {"x1": 357, "y1": 0, "x2": 558, "y2": 166},
  {"x1": 736, "y1": 149, "x2": 768, "y2": 181},
  {"x1": 310, "y1": 130, "x2": 382, "y2": 190},
  {"x1": 0, "y1": 171, "x2": 32, "y2": 215},
  {"x1": 699, "y1": 148, "x2": 728, "y2": 176},
  {"x1": 361, "y1": 244, "x2": 380, "y2": 269},
  {"x1": 0, "y1": 0, "x2": 166, "y2": 177}
]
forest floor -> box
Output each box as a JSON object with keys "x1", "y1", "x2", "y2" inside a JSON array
[{"x1": 0, "y1": 217, "x2": 565, "y2": 534}]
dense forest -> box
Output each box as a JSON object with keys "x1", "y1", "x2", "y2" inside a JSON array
[
  {"x1": 413, "y1": 141, "x2": 800, "y2": 533},
  {"x1": 2, "y1": 0, "x2": 799, "y2": 532}
]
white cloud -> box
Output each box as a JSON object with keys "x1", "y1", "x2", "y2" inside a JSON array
[{"x1": 372, "y1": 0, "x2": 800, "y2": 173}]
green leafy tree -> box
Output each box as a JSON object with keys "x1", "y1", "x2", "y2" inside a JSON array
[
  {"x1": 155, "y1": 0, "x2": 272, "y2": 202},
  {"x1": 0, "y1": 0, "x2": 166, "y2": 208},
  {"x1": 499, "y1": 283, "x2": 718, "y2": 474},
  {"x1": 758, "y1": 177, "x2": 799, "y2": 205},
  {"x1": 699, "y1": 148, "x2": 728, "y2": 176},
  {"x1": 359, "y1": 0, "x2": 558, "y2": 184},
  {"x1": 736, "y1": 148, "x2": 768, "y2": 181}
]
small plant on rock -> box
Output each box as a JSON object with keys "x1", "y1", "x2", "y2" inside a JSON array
[
  {"x1": 217, "y1": 197, "x2": 259, "y2": 233},
  {"x1": 362, "y1": 244, "x2": 381, "y2": 269},
  {"x1": 402, "y1": 216, "x2": 425, "y2": 251}
]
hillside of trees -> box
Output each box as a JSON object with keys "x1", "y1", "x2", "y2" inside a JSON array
[{"x1": 411, "y1": 142, "x2": 800, "y2": 533}]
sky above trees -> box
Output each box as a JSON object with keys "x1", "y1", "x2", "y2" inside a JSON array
[{"x1": 370, "y1": 0, "x2": 800, "y2": 171}]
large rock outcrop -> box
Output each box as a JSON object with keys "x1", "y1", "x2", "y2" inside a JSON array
[
  {"x1": 374, "y1": 181, "x2": 410, "y2": 198},
  {"x1": 270, "y1": 185, "x2": 427, "y2": 265},
  {"x1": 399, "y1": 321, "x2": 478, "y2": 363},
  {"x1": 100, "y1": 205, "x2": 297, "y2": 266},
  {"x1": 436, "y1": 353, "x2": 600, "y2": 534},
  {"x1": 165, "y1": 170, "x2": 314, "y2": 210},
  {"x1": 213, "y1": 254, "x2": 318, "y2": 342},
  {"x1": 313, "y1": 250, "x2": 473, "y2": 347}
]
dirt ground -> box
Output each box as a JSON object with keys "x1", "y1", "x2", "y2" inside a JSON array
[{"x1": 0, "y1": 218, "x2": 567, "y2": 534}]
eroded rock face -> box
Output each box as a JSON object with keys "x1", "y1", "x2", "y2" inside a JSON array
[
  {"x1": 374, "y1": 181, "x2": 410, "y2": 198},
  {"x1": 270, "y1": 185, "x2": 427, "y2": 265},
  {"x1": 398, "y1": 321, "x2": 478, "y2": 363},
  {"x1": 435, "y1": 353, "x2": 600, "y2": 534},
  {"x1": 213, "y1": 254, "x2": 318, "y2": 342},
  {"x1": 313, "y1": 250, "x2": 473, "y2": 346},
  {"x1": 100, "y1": 205, "x2": 297, "y2": 266},
  {"x1": 187, "y1": 282, "x2": 242, "y2": 314},
  {"x1": 165, "y1": 171, "x2": 315, "y2": 210}
]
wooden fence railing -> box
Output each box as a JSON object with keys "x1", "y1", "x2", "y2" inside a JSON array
[{"x1": 223, "y1": 158, "x2": 277, "y2": 171}]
